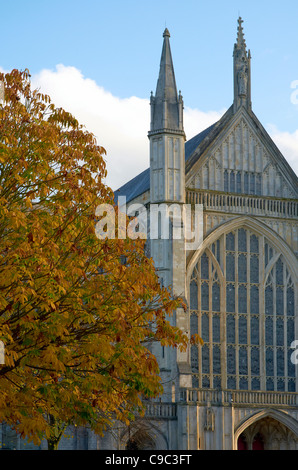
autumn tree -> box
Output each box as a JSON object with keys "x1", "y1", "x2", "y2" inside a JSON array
[{"x1": 0, "y1": 69, "x2": 190, "y2": 449}]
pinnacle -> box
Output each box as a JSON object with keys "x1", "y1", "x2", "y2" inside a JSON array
[
  {"x1": 163, "y1": 28, "x2": 170, "y2": 38},
  {"x1": 150, "y1": 28, "x2": 182, "y2": 133},
  {"x1": 236, "y1": 16, "x2": 246, "y2": 49}
]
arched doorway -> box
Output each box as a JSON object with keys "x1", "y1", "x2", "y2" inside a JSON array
[
  {"x1": 237, "y1": 416, "x2": 298, "y2": 450},
  {"x1": 122, "y1": 422, "x2": 169, "y2": 450},
  {"x1": 125, "y1": 430, "x2": 155, "y2": 450}
]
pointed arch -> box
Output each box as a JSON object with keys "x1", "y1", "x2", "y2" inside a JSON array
[
  {"x1": 187, "y1": 216, "x2": 298, "y2": 285},
  {"x1": 187, "y1": 215, "x2": 298, "y2": 392},
  {"x1": 234, "y1": 409, "x2": 298, "y2": 449},
  {"x1": 120, "y1": 422, "x2": 169, "y2": 450}
]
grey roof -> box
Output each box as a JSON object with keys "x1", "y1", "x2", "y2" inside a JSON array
[
  {"x1": 114, "y1": 122, "x2": 217, "y2": 204},
  {"x1": 185, "y1": 122, "x2": 217, "y2": 161},
  {"x1": 114, "y1": 167, "x2": 150, "y2": 204}
]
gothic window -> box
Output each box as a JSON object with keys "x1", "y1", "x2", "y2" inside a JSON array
[
  {"x1": 189, "y1": 228, "x2": 297, "y2": 392},
  {"x1": 264, "y1": 246, "x2": 296, "y2": 392},
  {"x1": 224, "y1": 170, "x2": 262, "y2": 195}
]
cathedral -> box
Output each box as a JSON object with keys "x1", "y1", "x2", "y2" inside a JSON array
[
  {"x1": 110, "y1": 17, "x2": 298, "y2": 451},
  {"x1": 1, "y1": 17, "x2": 297, "y2": 451}
]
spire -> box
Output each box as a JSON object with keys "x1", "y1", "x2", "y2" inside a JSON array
[
  {"x1": 233, "y1": 17, "x2": 251, "y2": 112},
  {"x1": 149, "y1": 29, "x2": 184, "y2": 136}
]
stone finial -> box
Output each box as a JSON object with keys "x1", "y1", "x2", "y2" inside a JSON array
[
  {"x1": 236, "y1": 16, "x2": 246, "y2": 50},
  {"x1": 233, "y1": 17, "x2": 251, "y2": 111},
  {"x1": 163, "y1": 28, "x2": 170, "y2": 38}
]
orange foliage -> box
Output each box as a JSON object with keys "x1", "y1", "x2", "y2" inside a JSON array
[{"x1": 0, "y1": 69, "x2": 189, "y2": 448}]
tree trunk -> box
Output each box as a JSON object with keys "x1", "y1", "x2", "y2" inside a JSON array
[
  {"x1": 47, "y1": 438, "x2": 60, "y2": 450},
  {"x1": 47, "y1": 415, "x2": 66, "y2": 450}
]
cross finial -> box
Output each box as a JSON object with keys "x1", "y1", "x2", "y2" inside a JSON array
[
  {"x1": 233, "y1": 17, "x2": 251, "y2": 111},
  {"x1": 236, "y1": 16, "x2": 246, "y2": 49}
]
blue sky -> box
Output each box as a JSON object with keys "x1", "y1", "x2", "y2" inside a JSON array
[{"x1": 1, "y1": 0, "x2": 298, "y2": 188}]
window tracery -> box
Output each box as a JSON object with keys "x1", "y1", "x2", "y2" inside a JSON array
[
  {"x1": 224, "y1": 170, "x2": 262, "y2": 195},
  {"x1": 189, "y1": 228, "x2": 296, "y2": 391}
]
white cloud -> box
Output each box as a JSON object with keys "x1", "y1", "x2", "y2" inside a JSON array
[
  {"x1": 30, "y1": 65, "x2": 298, "y2": 189},
  {"x1": 266, "y1": 124, "x2": 298, "y2": 176},
  {"x1": 31, "y1": 65, "x2": 227, "y2": 190},
  {"x1": 31, "y1": 65, "x2": 150, "y2": 190},
  {"x1": 184, "y1": 107, "x2": 225, "y2": 138}
]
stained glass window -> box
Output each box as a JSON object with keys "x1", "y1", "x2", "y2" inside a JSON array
[{"x1": 189, "y1": 228, "x2": 296, "y2": 392}]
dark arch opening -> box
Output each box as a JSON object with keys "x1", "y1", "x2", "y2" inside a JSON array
[
  {"x1": 252, "y1": 432, "x2": 264, "y2": 450},
  {"x1": 126, "y1": 438, "x2": 139, "y2": 451},
  {"x1": 237, "y1": 434, "x2": 247, "y2": 450},
  {"x1": 125, "y1": 429, "x2": 156, "y2": 450}
]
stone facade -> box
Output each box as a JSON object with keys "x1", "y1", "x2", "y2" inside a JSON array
[
  {"x1": 111, "y1": 18, "x2": 298, "y2": 451},
  {"x1": 2, "y1": 18, "x2": 297, "y2": 451}
]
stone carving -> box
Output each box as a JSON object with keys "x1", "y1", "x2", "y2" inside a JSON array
[
  {"x1": 238, "y1": 63, "x2": 248, "y2": 96},
  {"x1": 204, "y1": 394, "x2": 215, "y2": 432},
  {"x1": 205, "y1": 406, "x2": 215, "y2": 432}
]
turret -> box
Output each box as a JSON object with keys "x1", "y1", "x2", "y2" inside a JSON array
[
  {"x1": 148, "y1": 28, "x2": 185, "y2": 204},
  {"x1": 148, "y1": 30, "x2": 189, "y2": 396}
]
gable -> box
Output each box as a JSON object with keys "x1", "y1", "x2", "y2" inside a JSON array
[{"x1": 186, "y1": 107, "x2": 298, "y2": 199}]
